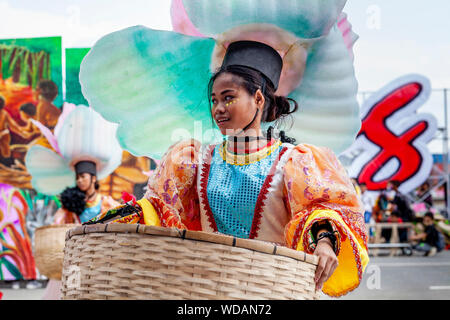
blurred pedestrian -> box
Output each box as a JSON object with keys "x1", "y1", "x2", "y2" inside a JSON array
[
  {"x1": 381, "y1": 210, "x2": 408, "y2": 243},
  {"x1": 373, "y1": 190, "x2": 390, "y2": 222},
  {"x1": 416, "y1": 181, "x2": 433, "y2": 208},
  {"x1": 410, "y1": 212, "x2": 445, "y2": 256},
  {"x1": 360, "y1": 183, "x2": 376, "y2": 240},
  {"x1": 360, "y1": 183, "x2": 375, "y2": 224},
  {"x1": 386, "y1": 180, "x2": 415, "y2": 222}
]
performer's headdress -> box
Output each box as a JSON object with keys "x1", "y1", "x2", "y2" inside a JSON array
[
  {"x1": 221, "y1": 41, "x2": 283, "y2": 90},
  {"x1": 79, "y1": 0, "x2": 360, "y2": 158},
  {"x1": 74, "y1": 160, "x2": 97, "y2": 176},
  {"x1": 25, "y1": 104, "x2": 123, "y2": 195}
]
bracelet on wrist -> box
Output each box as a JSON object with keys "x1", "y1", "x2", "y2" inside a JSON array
[
  {"x1": 312, "y1": 221, "x2": 333, "y2": 239},
  {"x1": 315, "y1": 231, "x2": 338, "y2": 253}
]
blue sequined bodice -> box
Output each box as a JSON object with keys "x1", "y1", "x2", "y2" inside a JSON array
[
  {"x1": 79, "y1": 199, "x2": 102, "y2": 223},
  {"x1": 206, "y1": 144, "x2": 283, "y2": 238}
]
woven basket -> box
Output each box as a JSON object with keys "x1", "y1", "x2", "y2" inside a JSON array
[
  {"x1": 34, "y1": 224, "x2": 79, "y2": 280},
  {"x1": 61, "y1": 224, "x2": 320, "y2": 300}
]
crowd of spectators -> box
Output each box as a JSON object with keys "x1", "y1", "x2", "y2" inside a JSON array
[{"x1": 352, "y1": 179, "x2": 447, "y2": 257}]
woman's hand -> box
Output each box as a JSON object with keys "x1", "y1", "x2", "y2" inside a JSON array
[{"x1": 313, "y1": 237, "x2": 338, "y2": 292}]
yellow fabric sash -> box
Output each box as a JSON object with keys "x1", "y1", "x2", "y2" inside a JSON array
[
  {"x1": 137, "y1": 198, "x2": 161, "y2": 227},
  {"x1": 297, "y1": 209, "x2": 369, "y2": 297}
]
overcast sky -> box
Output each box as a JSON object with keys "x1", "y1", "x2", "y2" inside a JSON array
[
  {"x1": 1, "y1": 0, "x2": 449, "y2": 152},
  {"x1": 1, "y1": 0, "x2": 449, "y2": 91},
  {"x1": 0, "y1": 0, "x2": 450, "y2": 91}
]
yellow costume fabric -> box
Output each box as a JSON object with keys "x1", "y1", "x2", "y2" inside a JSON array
[{"x1": 138, "y1": 198, "x2": 161, "y2": 227}]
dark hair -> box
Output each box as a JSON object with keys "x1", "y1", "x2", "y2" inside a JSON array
[
  {"x1": 208, "y1": 65, "x2": 298, "y2": 144},
  {"x1": 389, "y1": 180, "x2": 401, "y2": 188},
  {"x1": 390, "y1": 210, "x2": 401, "y2": 218},
  {"x1": 90, "y1": 173, "x2": 100, "y2": 191},
  {"x1": 37, "y1": 80, "x2": 58, "y2": 101},
  {"x1": 60, "y1": 187, "x2": 86, "y2": 216},
  {"x1": 424, "y1": 211, "x2": 434, "y2": 220},
  {"x1": 0, "y1": 96, "x2": 5, "y2": 109},
  {"x1": 19, "y1": 103, "x2": 37, "y2": 116}
]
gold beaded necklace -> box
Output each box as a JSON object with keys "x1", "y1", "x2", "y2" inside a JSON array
[{"x1": 220, "y1": 139, "x2": 281, "y2": 165}]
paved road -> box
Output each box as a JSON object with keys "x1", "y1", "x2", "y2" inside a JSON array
[
  {"x1": 1, "y1": 288, "x2": 46, "y2": 300},
  {"x1": 323, "y1": 249, "x2": 450, "y2": 300},
  {"x1": 2, "y1": 251, "x2": 449, "y2": 300}
]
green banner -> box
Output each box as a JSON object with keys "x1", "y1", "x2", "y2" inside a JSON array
[{"x1": 65, "y1": 48, "x2": 90, "y2": 105}]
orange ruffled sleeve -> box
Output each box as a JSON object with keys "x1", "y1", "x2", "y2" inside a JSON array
[
  {"x1": 144, "y1": 139, "x2": 202, "y2": 231},
  {"x1": 283, "y1": 144, "x2": 369, "y2": 297}
]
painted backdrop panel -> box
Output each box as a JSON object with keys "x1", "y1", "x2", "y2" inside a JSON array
[{"x1": 0, "y1": 37, "x2": 63, "y2": 190}]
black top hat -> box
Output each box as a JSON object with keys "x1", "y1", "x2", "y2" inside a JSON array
[
  {"x1": 74, "y1": 161, "x2": 97, "y2": 176},
  {"x1": 221, "y1": 41, "x2": 283, "y2": 90}
]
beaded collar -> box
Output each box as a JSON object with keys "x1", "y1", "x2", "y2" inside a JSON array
[{"x1": 219, "y1": 139, "x2": 282, "y2": 165}]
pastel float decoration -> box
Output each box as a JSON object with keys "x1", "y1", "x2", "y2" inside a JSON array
[{"x1": 80, "y1": 0, "x2": 360, "y2": 158}]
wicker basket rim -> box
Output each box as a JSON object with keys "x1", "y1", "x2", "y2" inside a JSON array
[
  {"x1": 66, "y1": 224, "x2": 318, "y2": 266},
  {"x1": 35, "y1": 224, "x2": 80, "y2": 232}
]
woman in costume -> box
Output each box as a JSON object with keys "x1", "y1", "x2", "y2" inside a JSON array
[
  {"x1": 26, "y1": 104, "x2": 123, "y2": 223},
  {"x1": 80, "y1": 0, "x2": 368, "y2": 297},
  {"x1": 25, "y1": 105, "x2": 123, "y2": 299},
  {"x1": 53, "y1": 160, "x2": 120, "y2": 225}
]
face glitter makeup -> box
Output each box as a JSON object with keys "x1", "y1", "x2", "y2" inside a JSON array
[{"x1": 225, "y1": 98, "x2": 239, "y2": 107}]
